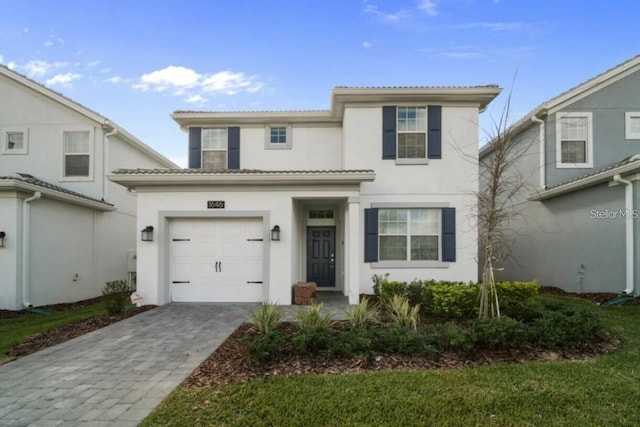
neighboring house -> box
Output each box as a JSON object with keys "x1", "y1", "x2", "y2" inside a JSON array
[
  {"x1": 479, "y1": 55, "x2": 640, "y2": 295},
  {"x1": 0, "y1": 65, "x2": 177, "y2": 310},
  {"x1": 110, "y1": 85, "x2": 501, "y2": 305}
]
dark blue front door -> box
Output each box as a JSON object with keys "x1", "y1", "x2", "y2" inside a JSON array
[{"x1": 306, "y1": 227, "x2": 335, "y2": 287}]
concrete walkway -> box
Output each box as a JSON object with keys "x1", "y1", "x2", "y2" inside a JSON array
[{"x1": 0, "y1": 304, "x2": 255, "y2": 426}]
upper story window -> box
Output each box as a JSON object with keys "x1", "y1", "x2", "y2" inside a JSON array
[
  {"x1": 379, "y1": 208, "x2": 439, "y2": 261},
  {"x1": 625, "y1": 112, "x2": 640, "y2": 140},
  {"x1": 556, "y1": 112, "x2": 593, "y2": 168},
  {"x1": 397, "y1": 107, "x2": 426, "y2": 159},
  {"x1": 2, "y1": 128, "x2": 28, "y2": 154},
  {"x1": 63, "y1": 131, "x2": 91, "y2": 177},
  {"x1": 265, "y1": 125, "x2": 292, "y2": 149},
  {"x1": 202, "y1": 128, "x2": 227, "y2": 171}
]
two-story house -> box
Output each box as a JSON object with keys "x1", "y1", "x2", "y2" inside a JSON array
[
  {"x1": 479, "y1": 55, "x2": 640, "y2": 295},
  {"x1": 0, "y1": 65, "x2": 176, "y2": 310},
  {"x1": 110, "y1": 85, "x2": 501, "y2": 305}
]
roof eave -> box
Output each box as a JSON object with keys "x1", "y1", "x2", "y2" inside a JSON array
[
  {"x1": 108, "y1": 171, "x2": 376, "y2": 189},
  {"x1": 529, "y1": 162, "x2": 640, "y2": 201},
  {"x1": 171, "y1": 111, "x2": 337, "y2": 130},
  {"x1": 0, "y1": 181, "x2": 116, "y2": 211}
]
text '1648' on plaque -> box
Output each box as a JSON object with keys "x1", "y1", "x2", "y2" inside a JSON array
[{"x1": 207, "y1": 201, "x2": 225, "y2": 209}]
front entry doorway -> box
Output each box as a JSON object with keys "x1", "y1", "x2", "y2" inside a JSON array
[{"x1": 306, "y1": 226, "x2": 336, "y2": 287}]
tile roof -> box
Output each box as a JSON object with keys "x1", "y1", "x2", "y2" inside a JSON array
[
  {"x1": 111, "y1": 168, "x2": 375, "y2": 175},
  {"x1": 0, "y1": 173, "x2": 114, "y2": 207},
  {"x1": 545, "y1": 155, "x2": 640, "y2": 191},
  {"x1": 333, "y1": 84, "x2": 500, "y2": 89}
]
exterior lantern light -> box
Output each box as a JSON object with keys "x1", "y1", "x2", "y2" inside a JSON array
[
  {"x1": 0, "y1": 231, "x2": 5, "y2": 248},
  {"x1": 141, "y1": 226, "x2": 154, "y2": 242},
  {"x1": 270, "y1": 225, "x2": 281, "y2": 241}
]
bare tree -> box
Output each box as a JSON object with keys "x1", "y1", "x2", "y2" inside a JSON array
[{"x1": 477, "y1": 89, "x2": 535, "y2": 319}]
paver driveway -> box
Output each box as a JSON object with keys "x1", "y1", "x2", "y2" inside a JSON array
[{"x1": 0, "y1": 303, "x2": 254, "y2": 426}]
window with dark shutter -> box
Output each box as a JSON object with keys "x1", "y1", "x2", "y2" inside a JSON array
[
  {"x1": 188, "y1": 127, "x2": 202, "y2": 169},
  {"x1": 427, "y1": 106, "x2": 442, "y2": 159},
  {"x1": 228, "y1": 127, "x2": 240, "y2": 169},
  {"x1": 382, "y1": 106, "x2": 397, "y2": 160},
  {"x1": 441, "y1": 207, "x2": 456, "y2": 262},
  {"x1": 364, "y1": 208, "x2": 379, "y2": 262}
]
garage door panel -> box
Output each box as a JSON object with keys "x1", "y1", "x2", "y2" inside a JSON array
[{"x1": 170, "y1": 218, "x2": 264, "y2": 302}]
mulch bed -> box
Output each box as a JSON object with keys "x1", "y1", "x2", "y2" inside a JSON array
[
  {"x1": 184, "y1": 320, "x2": 621, "y2": 388},
  {"x1": 540, "y1": 286, "x2": 640, "y2": 306},
  {"x1": 4, "y1": 305, "x2": 156, "y2": 359}
]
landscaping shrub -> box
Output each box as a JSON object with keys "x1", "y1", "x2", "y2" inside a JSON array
[
  {"x1": 468, "y1": 316, "x2": 529, "y2": 349},
  {"x1": 425, "y1": 322, "x2": 474, "y2": 353},
  {"x1": 377, "y1": 323, "x2": 429, "y2": 355},
  {"x1": 102, "y1": 279, "x2": 130, "y2": 315},
  {"x1": 249, "y1": 303, "x2": 282, "y2": 334},
  {"x1": 525, "y1": 302, "x2": 604, "y2": 347},
  {"x1": 385, "y1": 295, "x2": 420, "y2": 329},
  {"x1": 346, "y1": 298, "x2": 379, "y2": 329},
  {"x1": 291, "y1": 326, "x2": 336, "y2": 354},
  {"x1": 294, "y1": 303, "x2": 333, "y2": 329},
  {"x1": 337, "y1": 328, "x2": 379, "y2": 357},
  {"x1": 373, "y1": 277, "x2": 540, "y2": 321},
  {"x1": 243, "y1": 331, "x2": 286, "y2": 362}
]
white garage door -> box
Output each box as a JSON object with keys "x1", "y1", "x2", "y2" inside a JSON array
[{"x1": 170, "y1": 218, "x2": 264, "y2": 302}]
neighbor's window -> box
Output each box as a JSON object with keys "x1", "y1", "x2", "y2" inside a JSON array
[
  {"x1": 202, "y1": 128, "x2": 227, "y2": 171},
  {"x1": 2, "y1": 128, "x2": 28, "y2": 154},
  {"x1": 556, "y1": 112, "x2": 592, "y2": 167},
  {"x1": 379, "y1": 208, "x2": 439, "y2": 261},
  {"x1": 397, "y1": 107, "x2": 426, "y2": 159},
  {"x1": 63, "y1": 131, "x2": 91, "y2": 177},
  {"x1": 625, "y1": 112, "x2": 640, "y2": 140}
]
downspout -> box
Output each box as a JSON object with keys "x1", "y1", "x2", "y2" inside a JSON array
[
  {"x1": 103, "y1": 124, "x2": 118, "y2": 201},
  {"x1": 22, "y1": 191, "x2": 42, "y2": 308},
  {"x1": 531, "y1": 115, "x2": 545, "y2": 189},
  {"x1": 613, "y1": 173, "x2": 635, "y2": 295}
]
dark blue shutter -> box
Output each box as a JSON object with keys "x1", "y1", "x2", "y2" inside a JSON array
[
  {"x1": 427, "y1": 105, "x2": 442, "y2": 159},
  {"x1": 382, "y1": 106, "x2": 397, "y2": 160},
  {"x1": 364, "y1": 208, "x2": 379, "y2": 262},
  {"x1": 228, "y1": 127, "x2": 240, "y2": 169},
  {"x1": 441, "y1": 207, "x2": 456, "y2": 262},
  {"x1": 188, "y1": 127, "x2": 202, "y2": 169}
]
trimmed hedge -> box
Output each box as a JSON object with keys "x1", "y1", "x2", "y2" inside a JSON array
[{"x1": 374, "y1": 279, "x2": 539, "y2": 320}]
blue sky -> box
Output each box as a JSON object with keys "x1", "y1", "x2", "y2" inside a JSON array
[{"x1": 1, "y1": 0, "x2": 639, "y2": 166}]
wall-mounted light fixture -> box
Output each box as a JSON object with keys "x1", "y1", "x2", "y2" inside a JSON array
[
  {"x1": 270, "y1": 225, "x2": 281, "y2": 241},
  {"x1": 141, "y1": 226, "x2": 154, "y2": 242},
  {"x1": 0, "y1": 231, "x2": 5, "y2": 248}
]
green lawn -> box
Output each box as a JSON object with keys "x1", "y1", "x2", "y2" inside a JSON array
[
  {"x1": 0, "y1": 303, "x2": 105, "y2": 363},
  {"x1": 143, "y1": 296, "x2": 640, "y2": 426}
]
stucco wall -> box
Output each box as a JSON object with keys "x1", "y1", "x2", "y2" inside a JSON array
[
  {"x1": 546, "y1": 69, "x2": 640, "y2": 187},
  {"x1": 0, "y1": 196, "x2": 20, "y2": 309},
  {"x1": 498, "y1": 183, "x2": 627, "y2": 293}
]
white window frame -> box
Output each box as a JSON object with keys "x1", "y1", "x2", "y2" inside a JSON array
[
  {"x1": 625, "y1": 112, "x2": 640, "y2": 140},
  {"x1": 201, "y1": 128, "x2": 228, "y2": 171},
  {"x1": 264, "y1": 124, "x2": 292, "y2": 149},
  {"x1": 378, "y1": 208, "x2": 441, "y2": 262},
  {"x1": 61, "y1": 128, "x2": 93, "y2": 181},
  {"x1": 2, "y1": 127, "x2": 29, "y2": 155},
  {"x1": 555, "y1": 112, "x2": 593, "y2": 168},
  {"x1": 396, "y1": 106, "x2": 428, "y2": 165}
]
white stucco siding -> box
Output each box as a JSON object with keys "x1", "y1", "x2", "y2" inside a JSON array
[
  {"x1": 134, "y1": 185, "x2": 360, "y2": 306},
  {"x1": 0, "y1": 196, "x2": 20, "y2": 309},
  {"x1": 239, "y1": 126, "x2": 343, "y2": 170},
  {"x1": 343, "y1": 106, "x2": 479, "y2": 195},
  {"x1": 28, "y1": 198, "x2": 96, "y2": 307}
]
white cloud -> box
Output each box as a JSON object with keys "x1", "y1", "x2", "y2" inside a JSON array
[
  {"x1": 7, "y1": 61, "x2": 16, "y2": 70},
  {"x1": 134, "y1": 65, "x2": 264, "y2": 101},
  {"x1": 45, "y1": 73, "x2": 81, "y2": 86},
  {"x1": 23, "y1": 60, "x2": 69, "y2": 77},
  {"x1": 0, "y1": 55, "x2": 3, "y2": 63},
  {"x1": 364, "y1": 3, "x2": 412, "y2": 22},
  {"x1": 363, "y1": 41, "x2": 372, "y2": 48},
  {"x1": 104, "y1": 76, "x2": 123, "y2": 84},
  {"x1": 44, "y1": 40, "x2": 54, "y2": 47},
  {"x1": 87, "y1": 60, "x2": 100, "y2": 68},
  {"x1": 418, "y1": 0, "x2": 437, "y2": 16}
]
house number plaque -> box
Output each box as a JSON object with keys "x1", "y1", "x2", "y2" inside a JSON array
[{"x1": 207, "y1": 201, "x2": 225, "y2": 209}]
